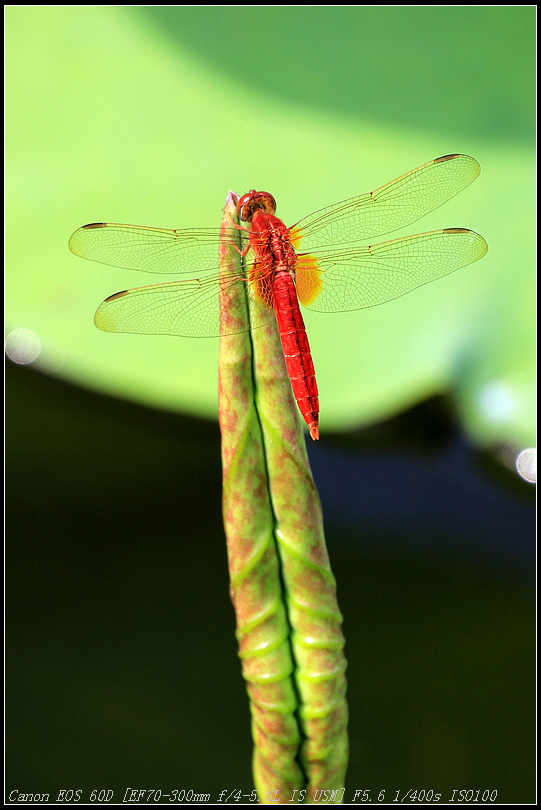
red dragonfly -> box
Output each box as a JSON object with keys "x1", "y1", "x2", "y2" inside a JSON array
[{"x1": 69, "y1": 154, "x2": 487, "y2": 441}]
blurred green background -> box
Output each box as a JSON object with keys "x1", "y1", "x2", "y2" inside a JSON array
[{"x1": 6, "y1": 6, "x2": 535, "y2": 804}]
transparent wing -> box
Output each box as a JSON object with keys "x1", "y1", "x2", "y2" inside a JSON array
[
  {"x1": 296, "y1": 229, "x2": 488, "y2": 313},
  {"x1": 291, "y1": 154, "x2": 481, "y2": 251},
  {"x1": 69, "y1": 222, "x2": 249, "y2": 274},
  {"x1": 70, "y1": 220, "x2": 276, "y2": 337},
  {"x1": 94, "y1": 271, "x2": 275, "y2": 338}
]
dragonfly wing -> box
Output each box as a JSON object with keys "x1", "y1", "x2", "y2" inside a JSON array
[
  {"x1": 296, "y1": 229, "x2": 488, "y2": 313},
  {"x1": 291, "y1": 154, "x2": 481, "y2": 251},
  {"x1": 94, "y1": 270, "x2": 275, "y2": 338},
  {"x1": 69, "y1": 222, "x2": 250, "y2": 275}
]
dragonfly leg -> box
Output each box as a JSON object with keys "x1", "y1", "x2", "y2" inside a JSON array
[
  {"x1": 224, "y1": 212, "x2": 252, "y2": 257},
  {"x1": 225, "y1": 240, "x2": 251, "y2": 258},
  {"x1": 226, "y1": 211, "x2": 250, "y2": 233}
]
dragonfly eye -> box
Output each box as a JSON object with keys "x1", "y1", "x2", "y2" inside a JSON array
[{"x1": 237, "y1": 190, "x2": 277, "y2": 222}]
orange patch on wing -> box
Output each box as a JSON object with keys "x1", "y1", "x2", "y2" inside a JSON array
[
  {"x1": 289, "y1": 226, "x2": 304, "y2": 250},
  {"x1": 249, "y1": 263, "x2": 274, "y2": 309},
  {"x1": 295, "y1": 254, "x2": 323, "y2": 306}
]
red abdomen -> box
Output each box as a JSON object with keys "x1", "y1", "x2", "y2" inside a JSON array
[{"x1": 272, "y1": 271, "x2": 319, "y2": 440}]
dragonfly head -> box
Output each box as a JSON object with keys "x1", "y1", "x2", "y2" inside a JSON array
[{"x1": 236, "y1": 190, "x2": 276, "y2": 222}]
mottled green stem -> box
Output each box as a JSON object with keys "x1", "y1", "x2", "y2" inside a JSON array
[{"x1": 218, "y1": 192, "x2": 347, "y2": 803}]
